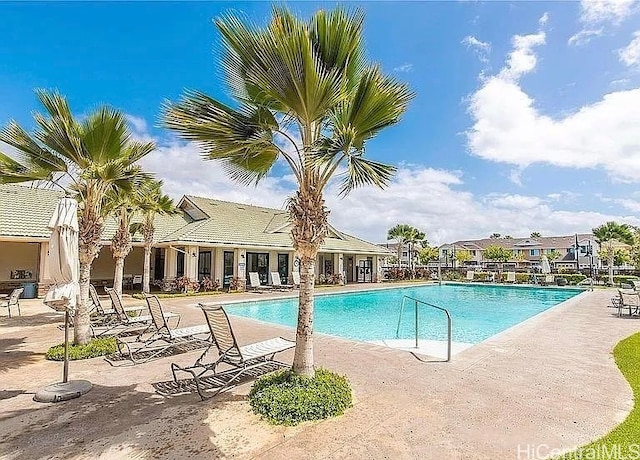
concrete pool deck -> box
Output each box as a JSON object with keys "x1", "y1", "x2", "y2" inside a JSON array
[{"x1": 1, "y1": 284, "x2": 638, "y2": 459}]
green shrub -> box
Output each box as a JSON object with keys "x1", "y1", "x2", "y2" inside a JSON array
[
  {"x1": 248, "y1": 368, "x2": 353, "y2": 426},
  {"x1": 560, "y1": 274, "x2": 587, "y2": 285},
  {"x1": 45, "y1": 337, "x2": 117, "y2": 361}
]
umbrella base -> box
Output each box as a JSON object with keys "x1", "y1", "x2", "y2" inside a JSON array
[{"x1": 33, "y1": 380, "x2": 92, "y2": 403}]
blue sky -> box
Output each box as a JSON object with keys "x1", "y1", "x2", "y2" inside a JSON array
[{"x1": 2, "y1": 1, "x2": 640, "y2": 244}]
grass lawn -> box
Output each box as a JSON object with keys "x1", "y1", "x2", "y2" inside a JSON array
[{"x1": 557, "y1": 332, "x2": 640, "y2": 459}]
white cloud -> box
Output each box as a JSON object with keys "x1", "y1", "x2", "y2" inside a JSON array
[
  {"x1": 467, "y1": 24, "x2": 640, "y2": 183},
  {"x1": 610, "y1": 78, "x2": 631, "y2": 86},
  {"x1": 569, "y1": 0, "x2": 637, "y2": 46},
  {"x1": 619, "y1": 31, "x2": 640, "y2": 67},
  {"x1": 499, "y1": 32, "x2": 546, "y2": 80},
  {"x1": 568, "y1": 28, "x2": 604, "y2": 46},
  {"x1": 393, "y1": 63, "x2": 413, "y2": 73},
  {"x1": 508, "y1": 168, "x2": 523, "y2": 186},
  {"x1": 579, "y1": 0, "x2": 637, "y2": 25},
  {"x1": 462, "y1": 35, "x2": 491, "y2": 63},
  {"x1": 539, "y1": 12, "x2": 550, "y2": 26},
  {"x1": 600, "y1": 195, "x2": 640, "y2": 212}
]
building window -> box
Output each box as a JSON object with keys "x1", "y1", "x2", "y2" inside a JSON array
[
  {"x1": 470, "y1": 250, "x2": 476, "y2": 256},
  {"x1": 530, "y1": 249, "x2": 539, "y2": 256},
  {"x1": 402, "y1": 252, "x2": 407, "y2": 257},
  {"x1": 246, "y1": 252, "x2": 269, "y2": 285}
]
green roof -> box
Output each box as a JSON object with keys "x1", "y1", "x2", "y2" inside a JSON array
[{"x1": 0, "y1": 185, "x2": 387, "y2": 255}]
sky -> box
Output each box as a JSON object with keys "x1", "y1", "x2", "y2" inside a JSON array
[{"x1": 1, "y1": 0, "x2": 640, "y2": 245}]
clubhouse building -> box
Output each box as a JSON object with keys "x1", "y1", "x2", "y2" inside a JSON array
[{"x1": 0, "y1": 184, "x2": 389, "y2": 295}]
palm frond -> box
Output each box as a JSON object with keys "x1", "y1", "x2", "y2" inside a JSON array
[{"x1": 338, "y1": 155, "x2": 396, "y2": 196}]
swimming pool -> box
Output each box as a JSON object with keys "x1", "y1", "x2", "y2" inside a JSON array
[{"x1": 225, "y1": 284, "x2": 583, "y2": 344}]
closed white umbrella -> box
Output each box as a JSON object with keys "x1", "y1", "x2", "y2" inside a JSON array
[
  {"x1": 541, "y1": 255, "x2": 551, "y2": 274},
  {"x1": 35, "y1": 196, "x2": 91, "y2": 403}
]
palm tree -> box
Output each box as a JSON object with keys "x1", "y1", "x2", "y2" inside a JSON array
[
  {"x1": 131, "y1": 179, "x2": 177, "y2": 293},
  {"x1": 592, "y1": 222, "x2": 634, "y2": 285},
  {"x1": 530, "y1": 232, "x2": 541, "y2": 238},
  {"x1": 162, "y1": 7, "x2": 412, "y2": 376},
  {"x1": 0, "y1": 90, "x2": 153, "y2": 344},
  {"x1": 108, "y1": 189, "x2": 136, "y2": 297},
  {"x1": 404, "y1": 227, "x2": 425, "y2": 273},
  {"x1": 387, "y1": 224, "x2": 413, "y2": 268}
]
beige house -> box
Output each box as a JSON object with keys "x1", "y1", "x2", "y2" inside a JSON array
[
  {"x1": 438, "y1": 234, "x2": 601, "y2": 270},
  {"x1": 0, "y1": 184, "x2": 388, "y2": 295}
]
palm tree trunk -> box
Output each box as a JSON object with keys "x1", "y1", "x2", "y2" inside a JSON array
[
  {"x1": 293, "y1": 247, "x2": 315, "y2": 376},
  {"x1": 609, "y1": 241, "x2": 614, "y2": 285},
  {"x1": 75, "y1": 252, "x2": 93, "y2": 345},
  {"x1": 143, "y1": 244, "x2": 152, "y2": 293},
  {"x1": 113, "y1": 257, "x2": 125, "y2": 297}
]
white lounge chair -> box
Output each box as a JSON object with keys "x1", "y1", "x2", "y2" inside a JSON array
[
  {"x1": 505, "y1": 272, "x2": 516, "y2": 283},
  {"x1": 291, "y1": 271, "x2": 301, "y2": 287},
  {"x1": 542, "y1": 274, "x2": 555, "y2": 286},
  {"x1": 248, "y1": 272, "x2": 273, "y2": 293},
  {"x1": 113, "y1": 295, "x2": 211, "y2": 364},
  {"x1": 170, "y1": 304, "x2": 295, "y2": 400},
  {"x1": 465, "y1": 271, "x2": 474, "y2": 282},
  {"x1": 1, "y1": 288, "x2": 23, "y2": 318},
  {"x1": 271, "y1": 272, "x2": 293, "y2": 291}
]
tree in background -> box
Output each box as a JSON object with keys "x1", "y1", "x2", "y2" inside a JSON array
[
  {"x1": 630, "y1": 227, "x2": 640, "y2": 270},
  {"x1": 131, "y1": 179, "x2": 177, "y2": 293},
  {"x1": 162, "y1": 7, "x2": 412, "y2": 376},
  {"x1": 418, "y1": 245, "x2": 439, "y2": 265},
  {"x1": 387, "y1": 224, "x2": 413, "y2": 268},
  {"x1": 483, "y1": 245, "x2": 512, "y2": 276},
  {"x1": 490, "y1": 233, "x2": 501, "y2": 239},
  {"x1": 593, "y1": 221, "x2": 634, "y2": 285},
  {"x1": 455, "y1": 249, "x2": 472, "y2": 266},
  {"x1": 0, "y1": 90, "x2": 152, "y2": 344},
  {"x1": 546, "y1": 249, "x2": 562, "y2": 271},
  {"x1": 108, "y1": 189, "x2": 137, "y2": 297},
  {"x1": 530, "y1": 232, "x2": 542, "y2": 238},
  {"x1": 404, "y1": 226, "x2": 425, "y2": 273}
]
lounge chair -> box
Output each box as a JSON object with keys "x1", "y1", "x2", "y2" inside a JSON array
[
  {"x1": 270, "y1": 272, "x2": 293, "y2": 291},
  {"x1": 631, "y1": 280, "x2": 640, "y2": 291},
  {"x1": 114, "y1": 295, "x2": 211, "y2": 364},
  {"x1": 0, "y1": 288, "x2": 23, "y2": 318},
  {"x1": 542, "y1": 274, "x2": 555, "y2": 286},
  {"x1": 170, "y1": 304, "x2": 295, "y2": 400},
  {"x1": 505, "y1": 272, "x2": 516, "y2": 284},
  {"x1": 617, "y1": 290, "x2": 640, "y2": 317},
  {"x1": 92, "y1": 287, "x2": 179, "y2": 337},
  {"x1": 248, "y1": 272, "x2": 274, "y2": 293},
  {"x1": 465, "y1": 271, "x2": 475, "y2": 282},
  {"x1": 291, "y1": 271, "x2": 301, "y2": 288},
  {"x1": 89, "y1": 285, "x2": 145, "y2": 320}
]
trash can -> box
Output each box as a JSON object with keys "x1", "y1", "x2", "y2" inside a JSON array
[{"x1": 21, "y1": 282, "x2": 37, "y2": 299}]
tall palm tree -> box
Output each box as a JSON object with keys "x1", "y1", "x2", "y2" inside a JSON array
[
  {"x1": 404, "y1": 227, "x2": 425, "y2": 273},
  {"x1": 162, "y1": 7, "x2": 412, "y2": 376},
  {"x1": 592, "y1": 222, "x2": 634, "y2": 285},
  {"x1": 387, "y1": 224, "x2": 413, "y2": 268},
  {"x1": 0, "y1": 90, "x2": 153, "y2": 344},
  {"x1": 108, "y1": 189, "x2": 136, "y2": 297},
  {"x1": 131, "y1": 179, "x2": 177, "y2": 294}
]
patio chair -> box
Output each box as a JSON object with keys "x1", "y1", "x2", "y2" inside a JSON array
[
  {"x1": 248, "y1": 272, "x2": 274, "y2": 293},
  {"x1": 542, "y1": 274, "x2": 555, "y2": 286},
  {"x1": 0, "y1": 288, "x2": 23, "y2": 318},
  {"x1": 631, "y1": 280, "x2": 640, "y2": 291},
  {"x1": 505, "y1": 272, "x2": 516, "y2": 283},
  {"x1": 291, "y1": 271, "x2": 301, "y2": 288},
  {"x1": 170, "y1": 304, "x2": 295, "y2": 400},
  {"x1": 270, "y1": 272, "x2": 293, "y2": 291},
  {"x1": 465, "y1": 271, "x2": 475, "y2": 282},
  {"x1": 617, "y1": 290, "x2": 640, "y2": 317},
  {"x1": 114, "y1": 295, "x2": 211, "y2": 364},
  {"x1": 90, "y1": 284, "x2": 144, "y2": 319}
]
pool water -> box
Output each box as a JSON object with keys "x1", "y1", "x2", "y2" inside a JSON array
[{"x1": 225, "y1": 284, "x2": 583, "y2": 344}]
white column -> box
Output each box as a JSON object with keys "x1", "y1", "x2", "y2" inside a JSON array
[
  {"x1": 213, "y1": 247, "x2": 224, "y2": 284},
  {"x1": 185, "y1": 245, "x2": 199, "y2": 280},
  {"x1": 39, "y1": 242, "x2": 51, "y2": 283},
  {"x1": 237, "y1": 248, "x2": 246, "y2": 280},
  {"x1": 375, "y1": 256, "x2": 382, "y2": 283},
  {"x1": 165, "y1": 247, "x2": 177, "y2": 278}
]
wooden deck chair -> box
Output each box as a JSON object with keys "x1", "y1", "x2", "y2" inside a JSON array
[
  {"x1": 1, "y1": 288, "x2": 23, "y2": 318},
  {"x1": 170, "y1": 304, "x2": 295, "y2": 400},
  {"x1": 248, "y1": 272, "x2": 273, "y2": 293},
  {"x1": 270, "y1": 272, "x2": 293, "y2": 291},
  {"x1": 114, "y1": 295, "x2": 211, "y2": 364}
]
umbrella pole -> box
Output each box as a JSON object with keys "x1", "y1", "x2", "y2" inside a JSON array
[{"x1": 63, "y1": 310, "x2": 69, "y2": 383}]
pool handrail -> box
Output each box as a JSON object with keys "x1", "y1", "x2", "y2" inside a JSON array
[{"x1": 396, "y1": 295, "x2": 452, "y2": 362}]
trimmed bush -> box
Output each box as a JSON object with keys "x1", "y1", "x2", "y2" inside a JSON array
[
  {"x1": 248, "y1": 368, "x2": 353, "y2": 426},
  {"x1": 45, "y1": 337, "x2": 117, "y2": 361}
]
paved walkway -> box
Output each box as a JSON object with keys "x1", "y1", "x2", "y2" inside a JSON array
[{"x1": 1, "y1": 286, "x2": 638, "y2": 459}]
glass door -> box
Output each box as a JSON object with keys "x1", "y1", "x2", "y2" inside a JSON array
[
  {"x1": 277, "y1": 253, "x2": 289, "y2": 284},
  {"x1": 198, "y1": 251, "x2": 211, "y2": 281},
  {"x1": 246, "y1": 252, "x2": 269, "y2": 285},
  {"x1": 223, "y1": 251, "x2": 234, "y2": 288}
]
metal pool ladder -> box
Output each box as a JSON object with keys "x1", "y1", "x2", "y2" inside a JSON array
[{"x1": 395, "y1": 295, "x2": 453, "y2": 362}]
